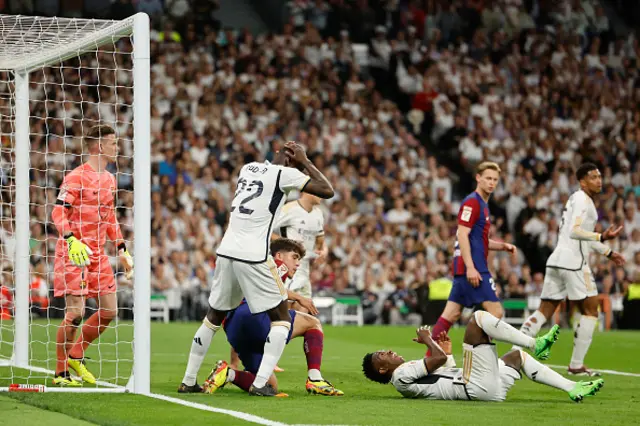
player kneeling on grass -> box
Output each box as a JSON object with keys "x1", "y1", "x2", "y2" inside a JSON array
[
  {"x1": 362, "y1": 311, "x2": 603, "y2": 403},
  {"x1": 203, "y1": 238, "x2": 343, "y2": 397}
]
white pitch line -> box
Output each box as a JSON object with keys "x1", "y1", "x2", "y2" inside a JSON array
[
  {"x1": 147, "y1": 393, "x2": 353, "y2": 426},
  {"x1": 147, "y1": 393, "x2": 288, "y2": 426},
  {"x1": 547, "y1": 364, "x2": 640, "y2": 377}
]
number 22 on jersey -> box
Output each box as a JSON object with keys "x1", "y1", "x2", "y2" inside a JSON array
[{"x1": 231, "y1": 177, "x2": 264, "y2": 215}]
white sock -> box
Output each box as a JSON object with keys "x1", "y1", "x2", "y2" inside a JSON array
[
  {"x1": 570, "y1": 315, "x2": 597, "y2": 369},
  {"x1": 520, "y1": 350, "x2": 575, "y2": 392},
  {"x1": 308, "y1": 369, "x2": 323, "y2": 381},
  {"x1": 182, "y1": 319, "x2": 219, "y2": 386},
  {"x1": 475, "y1": 311, "x2": 535, "y2": 349},
  {"x1": 226, "y1": 369, "x2": 236, "y2": 383},
  {"x1": 520, "y1": 310, "x2": 547, "y2": 337},
  {"x1": 252, "y1": 322, "x2": 290, "y2": 388}
]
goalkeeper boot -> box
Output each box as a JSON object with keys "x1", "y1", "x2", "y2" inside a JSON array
[
  {"x1": 177, "y1": 382, "x2": 203, "y2": 393},
  {"x1": 306, "y1": 378, "x2": 344, "y2": 396},
  {"x1": 533, "y1": 325, "x2": 560, "y2": 360},
  {"x1": 249, "y1": 383, "x2": 288, "y2": 397},
  {"x1": 68, "y1": 358, "x2": 96, "y2": 385},
  {"x1": 52, "y1": 372, "x2": 82, "y2": 387},
  {"x1": 203, "y1": 360, "x2": 229, "y2": 394},
  {"x1": 568, "y1": 379, "x2": 604, "y2": 402}
]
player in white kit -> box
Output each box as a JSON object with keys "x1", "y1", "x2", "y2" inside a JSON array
[
  {"x1": 273, "y1": 193, "x2": 327, "y2": 303},
  {"x1": 362, "y1": 312, "x2": 604, "y2": 403},
  {"x1": 179, "y1": 142, "x2": 334, "y2": 396},
  {"x1": 519, "y1": 163, "x2": 625, "y2": 377}
]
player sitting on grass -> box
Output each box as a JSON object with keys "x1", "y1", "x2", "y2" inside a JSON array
[
  {"x1": 362, "y1": 311, "x2": 604, "y2": 403},
  {"x1": 203, "y1": 238, "x2": 343, "y2": 397}
]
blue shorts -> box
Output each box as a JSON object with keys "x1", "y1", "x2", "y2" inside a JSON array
[
  {"x1": 449, "y1": 272, "x2": 499, "y2": 308},
  {"x1": 223, "y1": 302, "x2": 296, "y2": 374}
]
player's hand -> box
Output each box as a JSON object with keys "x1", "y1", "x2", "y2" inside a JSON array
[
  {"x1": 119, "y1": 248, "x2": 134, "y2": 279},
  {"x1": 435, "y1": 331, "x2": 452, "y2": 355},
  {"x1": 601, "y1": 225, "x2": 623, "y2": 241},
  {"x1": 503, "y1": 243, "x2": 517, "y2": 255},
  {"x1": 66, "y1": 236, "x2": 93, "y2": 267},
  {"x1": 609, "y1": 251, "x2": 626, "y2": 266},
  {"x1": 313, "y1": 246, "x2": 329, "y2": 265},
  {"x1": 413, "y1": 325, "x2": 433, "y2": 345},
  {"x1": 297, "y1": 296, "x2": 319, "y2": 316},
  {"x1": 284, "y1": 141, "x2": 309, "y2": 165},
  {"x1": 466, "y1": 267, "x2": 481, "y2": 288}
]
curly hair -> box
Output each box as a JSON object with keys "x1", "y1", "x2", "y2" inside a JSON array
[
  {"x1": 270, "y1": 238, "x2": 306, "y2": 259},
  {"x1": 576, "y1": 162, "x2": 599, "y2": 181},
  {"x1": 362, "y1": 352, "x2": 391, "y2": 384}
]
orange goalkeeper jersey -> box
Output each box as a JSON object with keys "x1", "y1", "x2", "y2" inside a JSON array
[{"x1": 52, "y1": 162, "x2": 123, "y2": 255}]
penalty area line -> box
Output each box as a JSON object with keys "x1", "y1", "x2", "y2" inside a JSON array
[{"x1": 547, "y1": 364, "x2": 640, "y2": 378}]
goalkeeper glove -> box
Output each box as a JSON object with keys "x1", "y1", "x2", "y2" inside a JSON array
[
  {"x1": 66, "y1": 235, "x2": 93, "y2": 267},
  {"x1": 119, "y1": 247, "x2": 134, "y2": 280}
]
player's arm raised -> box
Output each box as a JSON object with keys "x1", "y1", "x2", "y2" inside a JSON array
[
  {"x1": 284, "y1": 141, "x2": 334, "y2": 199},
  {"x1": 52, "y1": 178, "x2": 93, "y2": 267},
  {"x1": 413, "y1": 326, "x2": 448, "y2": 373}
]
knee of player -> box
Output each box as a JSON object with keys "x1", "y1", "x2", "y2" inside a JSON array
[
  {"x1": 205, "y1": 308, "x2": 225, "y2": 327},
  {"x1": 501, "y1": 350, "x2": 523, "y2": 371},
  {"x1": 99, "y1": 307, "x2": 118, "y2": 321},
  {"x1": 66, "y1": 311, "x2": 83, "y2": 326},
  {"x1": 305, "y1": 314, "x2": 323, "y2": 333}
]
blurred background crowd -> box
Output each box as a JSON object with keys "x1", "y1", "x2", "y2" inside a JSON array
[{"x1": 1, "y1": 0, "x2": 639, "y2": 329}]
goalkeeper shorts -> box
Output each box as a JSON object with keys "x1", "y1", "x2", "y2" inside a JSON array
[{"x1": 54, "y1": 250, "x2": 115, "y2": 298}]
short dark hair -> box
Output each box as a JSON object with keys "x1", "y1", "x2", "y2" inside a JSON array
[
  {"x1": 576, "y1": 163, "x2": 599, "y2": 181},
  {"x1": 270, "y1": 238, "x2": 306, "y2": 258},
  {"x1": 362, "y1": 353, "x2": 391, "y2": 384},
  {"x1": 84, "y1": 124, "x2": 116, "y2": 151}
]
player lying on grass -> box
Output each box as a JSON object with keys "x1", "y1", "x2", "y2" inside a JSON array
[
  {"x1": 202, "y1": 238, "x2": 343, "y2": 397},
  {"x1": 362, "y1": 311, "x2": 604, "y2": 402}
]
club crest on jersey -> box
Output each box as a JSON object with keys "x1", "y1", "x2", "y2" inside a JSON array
[
  {"x1": 277, "y1": 263, "x2": 289, "y2": 277},
  {"x1": 461, "y1": 206, "x2": 473, "y2": 222}
]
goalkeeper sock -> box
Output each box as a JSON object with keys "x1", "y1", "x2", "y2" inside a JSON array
[
  {"x1": 427, "y1": 316, "x2": 452, "y2": 356},
  {"x1": 304, "y1": 329, "x2": 324, "y2": 381},
  {"x1": 520, "y1": 310, "x2": 547, "y2": 337},
  {"x1": 520, "y1": 350, "x2": 575, "y2": 392},
  {"x1": 253, "y1": 322, "x2": 290, "y2": 388},
  {"x1": 182, "y1": 319, "x2": 219, "y2": 386},
  {"x1": 570, "y1": 315, "x2": 597, "y2": 369},
  {"x1": 474, "y1": 311, "x2": 535, "y2": 349},
  {"x1": 69, "y1": 310, "x2": 113, "y2": 359},
  {"x1": 56, "y1": 315, "x2": 80, "y2": 374}
]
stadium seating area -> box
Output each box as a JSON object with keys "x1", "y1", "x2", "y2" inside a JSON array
[{"x1": 0, "y1": 0, "x2": 639, "y2": 327}]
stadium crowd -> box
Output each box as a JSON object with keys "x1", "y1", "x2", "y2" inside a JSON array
[{"x1": 0, "y1": 0, "x2": 639, "y2": 328}]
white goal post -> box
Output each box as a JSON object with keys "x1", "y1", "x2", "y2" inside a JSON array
[{"x1": 0, "y1": 13, "x2": 150, "y2": 394}]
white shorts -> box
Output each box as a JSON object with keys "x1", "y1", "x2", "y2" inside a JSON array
[
  {"x1": 208, "y1": 256, "x2": 288, "y2": 313},
  {"x1": 287, "y1": 272, "x2": 312, "y2": 298},
  {"x1": 463, "y1": 344, "x2": 521, "y2": 402},
  {"x1": 541, "y1": 266, "x2": 598, "y2": 301}
]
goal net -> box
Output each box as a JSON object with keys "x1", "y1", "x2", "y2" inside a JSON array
[{"x1": 0, "y1": 13, "x2": 150, "y2": 393}]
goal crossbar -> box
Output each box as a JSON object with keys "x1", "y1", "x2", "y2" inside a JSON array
[{"x1": 0, "y1": 14, "x2": 136, "y2": 72}]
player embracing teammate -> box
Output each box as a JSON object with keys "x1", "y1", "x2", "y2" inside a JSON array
[{"x1": 429, "y1": 162, "x2": 516, "y2": 352}]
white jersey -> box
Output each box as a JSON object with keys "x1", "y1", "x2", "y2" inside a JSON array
[
  {"x1": 217, "y1": 162, "x2": 310, "y2": 263},
  {"x1": 273, "y1": 201, "x2": 325, "y2": 278},
  {"x1": 391, "y1": 357, "x2": 468, "y2": 400},
  {"x1": 546, "y1": 190, "x2": 610, "y2": 271}
]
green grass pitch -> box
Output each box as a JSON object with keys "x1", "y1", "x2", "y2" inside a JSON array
[{"x1": 1, "y1": 321, "x2": 640, "y2": 425}]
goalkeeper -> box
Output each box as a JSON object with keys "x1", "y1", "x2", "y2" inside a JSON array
[{"x1": 51, "y1": 124, "x2": 133, "y2": 386}]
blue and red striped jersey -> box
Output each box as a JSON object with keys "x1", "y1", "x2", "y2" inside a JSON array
[{"x1": 451, "y1": 192, "x2": 491, "y2": 276}]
